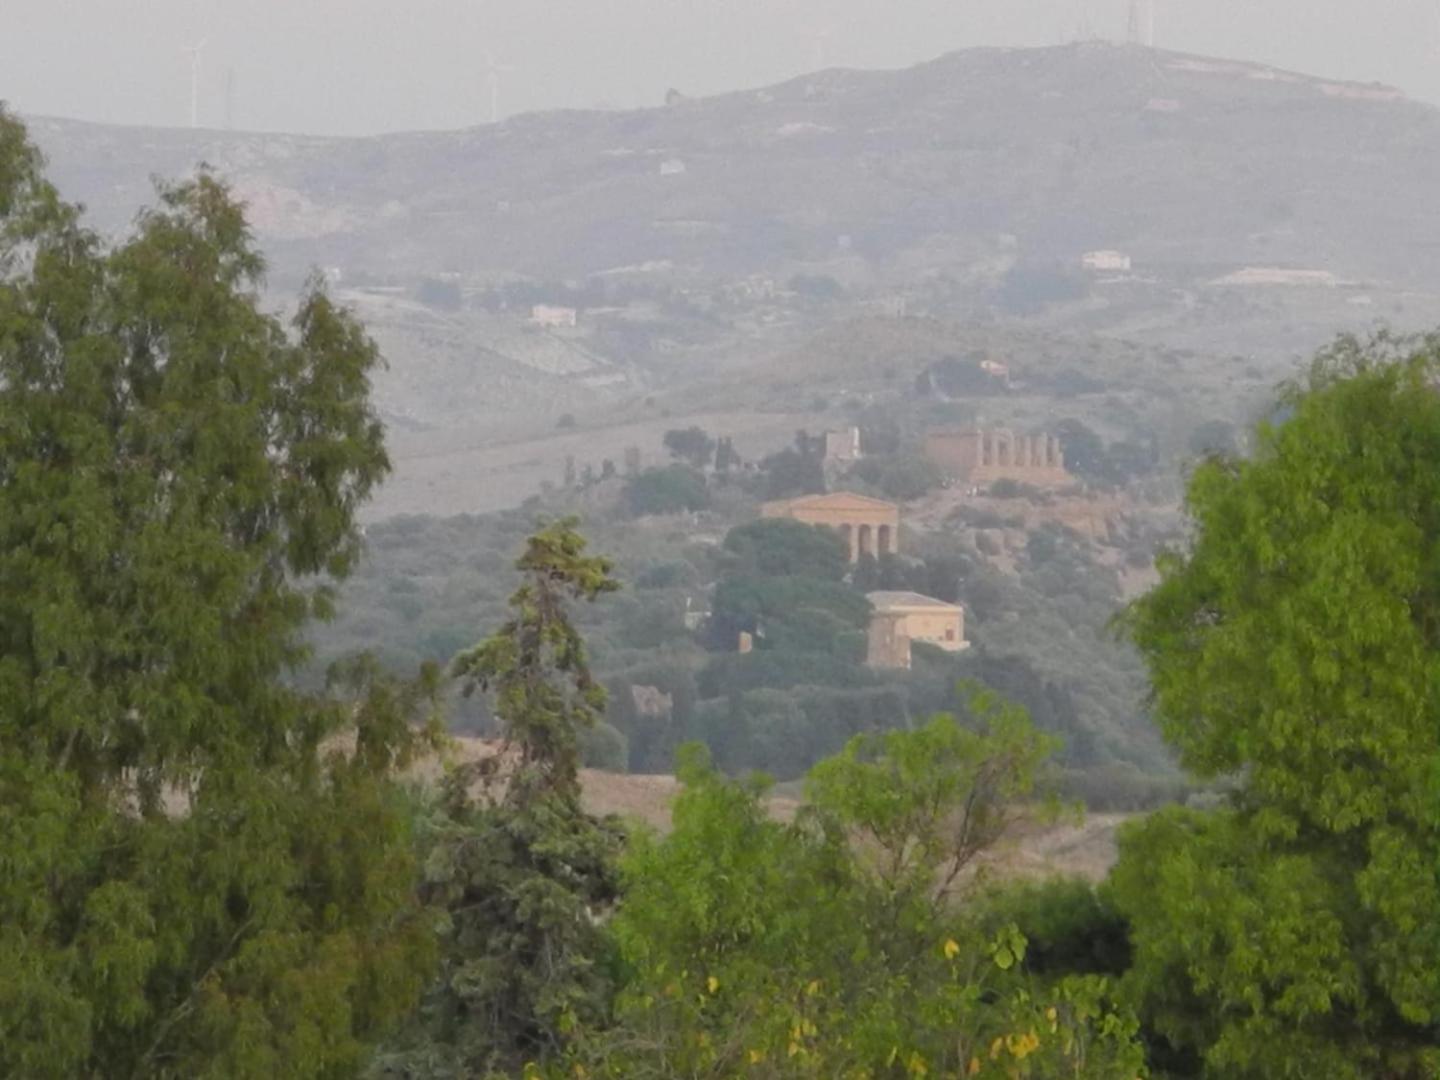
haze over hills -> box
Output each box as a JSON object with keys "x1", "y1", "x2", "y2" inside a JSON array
[
  {"x1": 29, "y1": 43, "x2": 1440, "y2": 279},
  {"x1": 25, "y1": 42, "x2": 1440, "y2": 513}
]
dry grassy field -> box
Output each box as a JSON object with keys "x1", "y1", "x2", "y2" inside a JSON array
[{"x1": 435, "y1": 736, "x2": 1127, "y2": 885}]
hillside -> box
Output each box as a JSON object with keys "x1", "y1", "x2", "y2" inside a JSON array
[
  {"x1": 24, "y1": 43, "x2": 1440, "y2": 515},
  {"x1": 29, "y1": 44, "x2": 1440, "y2": 285}
]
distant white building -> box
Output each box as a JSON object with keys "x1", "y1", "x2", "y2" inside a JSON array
[
  {"x1": 1082, "y1": 250, "x2": 1132, "y2": 272},
  {"x1": 531, "y1": 304, "x2": 578, "y2": 327},
  {"x1": 980, "y1": 359, "x2": 1011, "y2": 383},
  {"x1": 659, "y1": 158, "x2": 687, "y2": 176},
  {"x1": 1211, "y1": 267, "x2": 1338, "y2": 288}
]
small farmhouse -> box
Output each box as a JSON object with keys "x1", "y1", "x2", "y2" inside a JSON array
[{"x1": 865, "y1": 591, "x2": 970, "y2": 669}]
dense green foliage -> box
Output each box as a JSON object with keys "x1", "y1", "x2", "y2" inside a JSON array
[
  {"x1": 623, "y1": 464, "x2": 710, "y2": 517},
  {"x1": 849, "y1": 452, "x2": 946, "y2": 500},
  {"x1": 0, "y1": 110, "x2": 438, "y2": 1077},
  {"x1": 1110, "y1": 336, "x2": 1440, "y2": 1076},
  {"x1": 720, "y1": 517, "x2": 849, "y2": 580},
  {"x1": 562, "y1": 699, "x2": 1146, "y2": 1077}
]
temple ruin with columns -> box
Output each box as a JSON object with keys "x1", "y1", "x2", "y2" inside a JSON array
[
  {"x1": 759, "y1": 491, "x2": 900, "y2": 562},
  {"x1": 923, "y1": 428, "x2": 1071, "y2": 488}
]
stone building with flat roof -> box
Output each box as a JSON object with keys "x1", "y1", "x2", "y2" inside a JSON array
[
  {"x1": 759, "y1": 491, "x2": 900, "y2": 561},
  {"x1": 865, "y1": 591, "x2": 970, "y2": 669}
]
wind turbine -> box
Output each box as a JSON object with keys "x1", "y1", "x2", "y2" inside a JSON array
[
  {"x1": 483, "y1": 51, "x2": 515, "y2": 124},
  {"x1": 224, "y1": 66, "x2": 236, "y2": 130},
  {"x1": 181, "y1": 38, "x2": 207, "y2": 128}
]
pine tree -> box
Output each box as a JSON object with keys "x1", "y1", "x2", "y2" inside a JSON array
[{"x1": 383, "y1": 519, "x2": 625, "y2": 1076}]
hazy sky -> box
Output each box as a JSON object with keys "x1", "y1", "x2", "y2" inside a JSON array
[{"x1": 6, "y1": 0, "x2": 1440, "y2": 136}]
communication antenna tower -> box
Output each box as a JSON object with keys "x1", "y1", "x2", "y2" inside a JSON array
[
  {"x1": 1126, "y1": 0, "x2": 1155, "y2": 46},
  {"x1": 810, "y1": 27, "x2": 833, "y2": 70},
  {"x1": 483, "y1": 51, "x2": 516, "y2": 124}
]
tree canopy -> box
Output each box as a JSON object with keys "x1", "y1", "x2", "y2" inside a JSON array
[
  {"x1": 566, "y1": 698, "x2": 1144, "y2": 1077},
  {"x1": 1110, "y1": 334, "x2": 1440, "y2": 1076},
  {"x1": 721, "y1": 517, "x2": 849, "y2": 581},
  {"x1": 0, "y1": 108, "x2": 438, "y2": 1077},
  {"x1": 661, "y1": 426, "x2": 715, "y2": 469},
  {"x1": 623, "y1": 464, "x2": 709, "y2": 517}
]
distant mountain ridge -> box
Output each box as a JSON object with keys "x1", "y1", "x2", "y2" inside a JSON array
[{"x1": 25, "y1": 43, "x2": 1440, "y2": 288}]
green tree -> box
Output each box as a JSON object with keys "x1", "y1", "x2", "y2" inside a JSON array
[
  {"x1": 1109, "y1": 334, "x2": 1440, "y2": 1077},
  {"x1": 623, "y1": 464, "x2": 709, "y2": 517},
  {"x1": 381, "y1": 520, "x2": 625, "y2": 1076},
  {"x1": 721, "y1": 517, "x2": 849, "y2": 580},
  {"x1": 662, "y1": 426, "x2": 715, "y2": 470},
  {"x1": 0, "y1": 110, "x2": 438, "y2": 1077},
  {"x1": 758, "y1": 446, "x2": 825, "y2": 499},
  {"x1": 1054, "y1": 418, "x2": 1107, "y2": 481}
]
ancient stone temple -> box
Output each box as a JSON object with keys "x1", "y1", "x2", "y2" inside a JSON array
[
  {"x1": 759, "y1": 491, "x2": 900, "y2": 561},
  {"x1": 923, "y1": 428, "x2": 1070, "y2": 488}
]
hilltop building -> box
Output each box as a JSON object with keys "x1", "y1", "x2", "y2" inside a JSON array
[
  {"x1": 760, "y1": 491, "x2": 899, "y2": 561},
  {"x1": 866, "y1": 591, "x2": 970, "y2": 669},
  {"x1": 924, "y1": 428, "x2": 1070, "y2": 489},
  {"x1": 1081, "y1": 250, "x2": 1132, "y2": 272},
  {"x1": 531, "y1": 304, "x2": 578, "y2": 327},
  {"x1": 979, "y1": 358, "x2": 1011, "y2": 385}
]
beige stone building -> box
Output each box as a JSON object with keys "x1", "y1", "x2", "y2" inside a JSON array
[
  {"x1": 822, "y1": 427, "x2": 862, "y2": 464},
  {"x1": 924, "y1": 428, "x2": 1070, "y2": 489},
  {"x1": 865, "y1": 591, "x2": 970, "y2": 669},
  {"x1": 759, "y1": 491, "x2": 900, "y2": 561}
]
